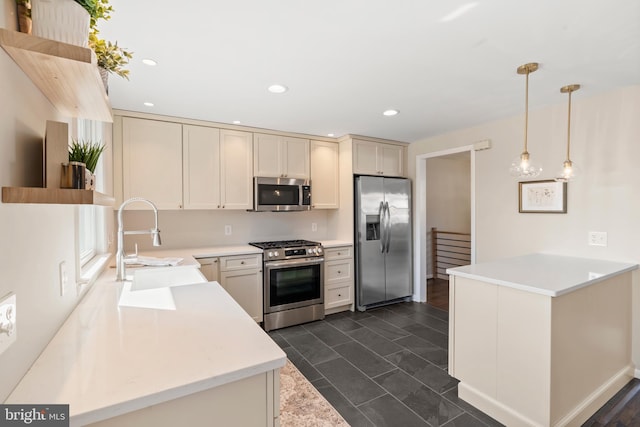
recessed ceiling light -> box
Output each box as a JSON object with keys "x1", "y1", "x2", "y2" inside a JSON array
[
  {"x1": 233, "y1": 120, "x2": 241, "y2": 125},
  {"x1": 142, "y1": 58, "x2": 157, "y2": 66},
  {"x1": 268, "y1": 84, "x2": 288, "y2": 94},
  {"x1": 143, "y1": 102, "x2": 154, "y2": 107},
  {"x1": 383, "y1": 109, "x2": 399, "y2": 116},
  {"x1": 327, "y1": 133, "x2": 335, "y2": 137}
]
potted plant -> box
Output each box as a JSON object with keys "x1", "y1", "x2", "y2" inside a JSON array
[
  {"x1": 89, "y1": 31, "x2": 133, "y2": 90},
  {"x1": 69, "y1": 139, "x2": 106, "y2": 190},
  {"x1": 29, "y1": 0, "x2": 91, "y2": 47}
]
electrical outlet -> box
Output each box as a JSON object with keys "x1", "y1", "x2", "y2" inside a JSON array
[
  {"x1": 311, "y1": 223, "x2": 317, "y2": 232},
  {"x1": 224, "y1": 225, "x2": 232, "y2": 236},
  {"x1": 59, "y1": 261, "x2": 69, "y2": 296},
  {"x1": 0, "y1": 293, "x2": 17, "y2": 356},
  {"x1": 588, "y1": 231, "x2": 607, "y2": 247}
]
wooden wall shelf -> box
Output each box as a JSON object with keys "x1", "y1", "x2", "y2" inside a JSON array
[
  {"x1": 0, "y1": 28, "x2": 113, "y2": 123},
  {"x1": 2, "y1": 187, "x2": 115, "y2": 206}
]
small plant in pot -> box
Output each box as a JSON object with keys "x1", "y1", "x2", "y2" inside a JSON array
[
  {"x1": 14, "y1": 0, "x2": 32, "y2": 34},
  {"x1": 69, "y1": 139, "x2": 106, "y2": 190},
  {"x1": 89, "y1": 31, "x2": 133, "y2": 90}
]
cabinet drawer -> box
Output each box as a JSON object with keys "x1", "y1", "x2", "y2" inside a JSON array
[
  {"x1": 326, "y1": 260, "x2": 352, "y2": 284},
  {"x1": 324, "y1": 246, "x2": 352, "y2": 261},
  {"x1": 325, "y1": 285, "x2": 352, "y2": 308},
  {"x1": 220, "y1": 254, "x2": 262, "y2": 271}
]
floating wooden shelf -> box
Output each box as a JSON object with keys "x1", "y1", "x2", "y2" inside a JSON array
[
  {"x1": 0, "y1": 28, "x2": 113, "y2": 122},
  {"x1": 2, "y1": 187, "x2": 114, "y2": 206}
]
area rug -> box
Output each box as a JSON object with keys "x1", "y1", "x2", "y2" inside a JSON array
[{"x1": 280, "y1": 359, "x2": 350, "y2": 426}]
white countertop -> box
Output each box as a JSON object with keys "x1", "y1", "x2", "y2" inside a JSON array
[
  {"x1": 447, "y1": 253, "x2": 638, "y2": 297},
  {"x1": 6, "y1": 268, "x2": 286, "y2": 426},
  {"x1": 321, "y1": 240, "x2": 353, "y2": 248}
]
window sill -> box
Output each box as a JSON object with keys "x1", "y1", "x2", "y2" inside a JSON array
[{"x1": 78, "y1": 253, "x2": 112, "y2": 293}]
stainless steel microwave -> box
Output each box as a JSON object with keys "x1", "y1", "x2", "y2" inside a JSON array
[{"x1": 253, "y1": 177, "x2": 311, "y2": 211}]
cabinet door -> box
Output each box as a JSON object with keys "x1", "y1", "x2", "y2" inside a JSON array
[
  {"x1": 122, "y1": 117, "x2": 183, "y2": 209},
  {"x1": 220, "y1": 129, "x2": 253, "y2": 210},
  {"x1": 183, "y1": 125, "x2": 221, "y2": 209},
  {"x1": 379, "y1": 143, "x2": 404, "y2": 176},
  {"x1": 253, "y1": 133, "x2": 281, "y2": 177},
  {"x1": 310, "y1": 140, "x2": 339, "y2": 209},
  {"x1": 197, "y1": 257, "x2": 219, "y2": 282},
  {"x1": 353, "y1": 140, "x2": 379, "y2": 175},
  {"x1": 219, "y1": 269, "x2": 263, "y2": 323},
  {"x1": 283, "y1": 137, "x2": 309, "y2": 179}
]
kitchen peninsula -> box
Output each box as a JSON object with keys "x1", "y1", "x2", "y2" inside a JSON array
[
  {"x1": 447, "y1": 253, "x2": 638, "y2": 427},
  {"x1": 6, "y1": 264, "x2": 285, "y2": 426}
]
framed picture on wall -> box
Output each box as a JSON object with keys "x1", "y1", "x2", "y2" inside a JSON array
[{"x1": 518, "y1": 180, "x2": 567, "y2": 213}]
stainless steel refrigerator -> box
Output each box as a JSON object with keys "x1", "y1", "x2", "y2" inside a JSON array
[{"x1": 355, "y1": 176, "x2": 412, "y2": 311}]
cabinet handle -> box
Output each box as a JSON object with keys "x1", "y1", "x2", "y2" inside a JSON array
[
  {"x1": 337, "y1": 270, "x2": 341, "y2": 274},
  {"x1": 337, "y1": 252, "x2": 341, "y2": 255},
  {"x1": 217, "y1": 205, "x2": 220, "y2": 208},
  {"x1": 214, "y1": 260, "x2": 218, "y2": 263},
  {"x1": 338, "y1": 293, "x2": 342, "y2": 297},
  {"x1": 241, "y1": 261, "x2": 245, "y2": 265}
]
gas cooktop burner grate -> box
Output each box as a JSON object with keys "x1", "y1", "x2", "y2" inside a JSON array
[{"x1": 249, "y1": 239, "x2": 321, "y2": 250}]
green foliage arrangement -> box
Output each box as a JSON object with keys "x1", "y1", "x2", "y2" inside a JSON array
[
  {"x1": 89, "y1": 31, "x2": 133, "y2": 80},
  {"x1": 69, "y1": 139, "x2": 106, "y2": 173},
  {"x1": 74, "y1": 0, "x2": 113, "y2": 31}
]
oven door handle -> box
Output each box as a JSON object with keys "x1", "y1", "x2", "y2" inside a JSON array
[{"x1": 264, "y1": 257, "x2": 324, "y2": 268}]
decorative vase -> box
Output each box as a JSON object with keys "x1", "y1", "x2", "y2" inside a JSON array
[
  {"x1": 17, "y1": 3, "x2": 32, "y2": 35},
  {"x1": 84, "y1": 168, "x2": 96, "y2": 190},
  {"x1": 60, "y1": 161, "x2": 86, "y2": 189},
  {"x1": 99, "y1": 67, "x2": 109, "y2": 94},
  {"x1": 31, "y1": 0, "x2": 89, "y2": 47}
]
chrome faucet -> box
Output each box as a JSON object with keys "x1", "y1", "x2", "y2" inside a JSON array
[{"x1": 116, "y1": 197, "x2": 162, "y2": 281}]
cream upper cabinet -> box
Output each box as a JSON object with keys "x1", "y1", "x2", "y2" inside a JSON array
[
  {"x1": 122, "y1": 117, "x2": 184, "y2": 209},
  {"x1": 253, "y1": 133, "x2": 309, "y2": 179},
  {"x1": 182, "y1": 126, "x2": 253, "y2": 210},
  {"x1": 220, "y1": 129, "x2": 254, "y2": 210},
  {"x1": 353, "y1": 139, "x2": 404, "y2": 177},
  {"x1": 310, "y1": 140, "x2": 339, "y2": 209},
  {"x1": 183, "y1": 125, "x2": 221, "y2": 209}
]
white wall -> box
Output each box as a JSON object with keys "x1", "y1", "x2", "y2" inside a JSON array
[
  {"x1": 0, "y1": 2, "x2": 115, "y2": 400},
  {"x1": 408, "y1": 85, "x2": 640, "y2": 370},
  {"x1": 426, "y1": 153, "x2": 471, "y2": 276}
]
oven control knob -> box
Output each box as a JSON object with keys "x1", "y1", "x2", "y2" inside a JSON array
[
  {"x1": 274, "y1": 251, "x2": 279, "y2": 257},
  {"x1": 317, "y1": 247, "x2": 323, "y2": 254},
  {"x1": 309, "y1": 248, "x2": 316, "y2": 254},
  {"x1": 268, "y1": 251, "x2": 274, "y2": 258}
]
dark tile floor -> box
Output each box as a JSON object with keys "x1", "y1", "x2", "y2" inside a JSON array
[{"x1": 269, "y1": 302, "x2": 504, "y2": 426}]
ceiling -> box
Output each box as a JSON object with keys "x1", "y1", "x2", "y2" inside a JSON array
[{"x1": 100, "y1": 0, "x2": 640, "y2": 143}]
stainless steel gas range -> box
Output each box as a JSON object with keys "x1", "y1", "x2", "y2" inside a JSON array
[{"x1": 249, "y1": 239, "x2": 324, "y2": 331}]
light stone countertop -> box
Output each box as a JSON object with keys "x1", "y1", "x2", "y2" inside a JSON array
[
  {"x1": 447, "y1": 253, "x2": 638, "y2": 297},
  {"x1": 6, "y1": 267, "x2": 286, "y2": 426},
  {"x1": 320, "y1": 240, "x2": 353, "y2": 248}
]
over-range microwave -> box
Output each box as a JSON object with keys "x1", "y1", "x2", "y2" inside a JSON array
[{"x1": 253, "y1": 177, "x2": 311, "y2": 211}]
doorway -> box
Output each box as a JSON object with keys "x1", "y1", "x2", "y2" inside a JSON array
[{"x1": 413, "y1": 145, "x2": 476, "y2": 306}]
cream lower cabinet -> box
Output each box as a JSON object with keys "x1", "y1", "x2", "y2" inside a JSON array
[
  {"x1": 219, "y1": 254, "x2": 263, "y2": 322},
  {"x1": 88, "y1": 369, "x2": 280, "y2": 427},
  {"x1": 254, "y1": 133, "x2": 309, "y2": 179},
  {"x1": 122, "y1": 117, "x2": 184, "y2": 209},
  {"x1": 353, "y1": 139, "x2": 404, "y2": 177},
  {"x1": 310, "y1": 140, "x2": 339, "y2": 209},
  {"x1": 324, "y1": 245, "x2": 354, "y2": 314},
  {"x1": 196, "y1": 257, "x2": 219, "y2": 282},
  {"x1": 183, "y1": 126, "x2": 253, "y2": 210}
]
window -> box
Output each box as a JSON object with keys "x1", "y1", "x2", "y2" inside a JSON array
[{"x1": 76, "y1": 119, "x2": 108, "y2": 276}]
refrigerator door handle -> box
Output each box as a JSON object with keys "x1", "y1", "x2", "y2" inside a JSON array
[
  {"x1": 378, "y1": 201, "x2": 385, "y2": 253},
  {"x1": 384, "y1": 201, "x2": 391, "y2": 253}
]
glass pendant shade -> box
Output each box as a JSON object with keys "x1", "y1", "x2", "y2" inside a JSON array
[
  {"x1": 511, "y1": 62, "x2": 542, "y2": 178},
  {"x1": 555, "y1": 84, "x2": 580, "y2": 182},
  {"x1": 510, "y1": 151, "x2": 542, "y2": 178}
]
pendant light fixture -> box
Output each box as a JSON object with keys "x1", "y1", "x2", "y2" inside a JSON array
[
  {"x1": 555, "y1": 84, "x2": 580, "y2": 182},
  {"x1": 510, "y1": 62, "x2": 543, "y2": 178}
]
